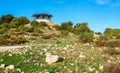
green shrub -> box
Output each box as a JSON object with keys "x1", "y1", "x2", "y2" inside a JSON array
[
  {"x1": 0, "y1": 18, "x2": 2, "y2": 24},
  {"x1": 59, "y1": 21, "x2": 73, "y2": 32},
  {"x1": 60, "y1": 30, "x2": 69, "y2": 37},
  {"x1": 95, "y1": 36, "x2": 108, "y2": 47},
  {"x1": 116, "y1": 35, "x2": 120, "y2": 39},
  {"x1": 31, "y1": 21, "x2": 48, "y2": 28},
  {"x1": 18, "y1": 25, "x2": 24, "y2": 31},
  {"x1": 9, "y1": 18, "x2": 21, "y2": 28},
  {"x1": 105, "y1": 40, "x2": 120, "y2": 47},
  {"x1": 73, "y1": 22, "x2": 92, "y2": 35},
  {"x1": 39, "y1": 22, "x2": 48, "y2": 27},
  {"x1": 0, "y1": 34, "x2": 9, "y2": 45},
  {"x1": 0, "y1": 34, "x2": 27, "y2": 45},
  {"x1": 31, "y1": 20, "x2": 39, "y2": 27},
  {"x1": 41, "y1": 33, "x2": 52, "y2": 39},
  {"x1": 104, "y1": 28, "x2": 120, "y2": 39},
  {"x1": 95, "y1": 41, "x2": 106, "y2": 47},
  {"x1": 104, "y1": 48, "x2": 120, "y2": 55},
  {"x1": 0, "y1": 39, "x2": 10, "y2": 45},
  {"x1": 0, "y1": 27, "x2": 8, "y2": 34},
  {"x1": 1, "y1": 14, "x2": 14, "y2": 23},
  {"x1": 33, "y1": 28, "x2": 42, "y2": 33},
  {"x1": 103, "y1": 62, "x2": 120, "y2": 73},
  {"x1": 23, "y1": 27, "x2": 34, "y2": 32},
  {"x1": 9, "y1": 36, "x2": 27, "y2": 45},
  {"x1": 2, "y1": 23, "x2": 9, "y2": 28},
  {"x1": 79, "y1": 32, "x2": 94, "y2": 43},
  {"x1": 18, "y1": 16, "x2": 30, "y2": 25},
  {"x1": 53, "y1": 25, "x2": 60, "y2": 30}
]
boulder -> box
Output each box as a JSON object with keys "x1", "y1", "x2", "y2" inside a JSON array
[{"x1": 45, "y1": 52, "x2": 59, "y2": 65}]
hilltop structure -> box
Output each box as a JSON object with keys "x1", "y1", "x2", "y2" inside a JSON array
[
  {"x1": 32, "y1": 13, "x2": 56, "y2": 27},
  {"x1": 32, "y1": 14, "x2": 53, "y2": 21}
]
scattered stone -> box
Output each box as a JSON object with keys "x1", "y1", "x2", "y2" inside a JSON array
[
  {"x1": 103, "y1": 62, "x2": 120, "y2": 73},
  {"x1": 79, "y1": 54, "x2": 86, "y2": 58},
  {"x1": 6, "y1": 65, "x2": 14, "y2": 70},
  {"x1": 45, "y1": 52, "x2": 59, "y2": 65},
  {"x1": 0, "y1": 64, "x2": 5, "y2": 68}
]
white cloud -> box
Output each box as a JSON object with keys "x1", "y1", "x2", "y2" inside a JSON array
[
  {"x1": 94, "y1": 0, "x2": 120, "y2": 7},
  {"x1": 111, "y1": 3, "x2": 120, "y2": 7},
  {"x1": 56, "y1": 0, "x2": 64, "y2": 4},
  {"x1": 96, "y1": 0, "x2": 108, "y2": 5}
]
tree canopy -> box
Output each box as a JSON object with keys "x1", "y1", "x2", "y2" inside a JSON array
[
  {"x1": 18, "y1": 16, "x2": 30, "y2": 25},
  {"x1": 59, "y1": 21, "x2": 73, "y2": 32},
  {"x1": 1, "y1": 14, "x2": 14, "y2": 23},
  {"x1": 73, "y1": 22, "x2": 92, "y2": 35},
  {"x1": 104, "y1": 28, "x2": 120, "y2": 39}
]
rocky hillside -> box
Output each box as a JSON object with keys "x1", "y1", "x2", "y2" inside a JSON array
[{"x1": 36, "y1": 20, "x2": 56, "y2": 27}]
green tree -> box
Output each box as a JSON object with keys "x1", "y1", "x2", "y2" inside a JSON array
[
  {"x1": 39, "y1": 22, "x2": 48, "y2": 27},
  {"x1": 60, "y1": 21, "x2": 73, "y2": 32},
  {"x1": 60, "y1": 30, "x2": 69, "y2": 37},
  {"x1": 73, "y1": 22, "x2": 94, "y2": 43},
  {"x1": 0, "y1": 27, "x2": 8, "y2": 34},
  {"x1": 116, "y1": 34, "x2": 120, "y2": 39},
  {"x1": 23, "y1": 27, "x2": 34, "y2": 32},
  {"x1": 2, "y1": 23, "x2": 9, "y2": 28},
  {"x1": 95, "y1": 32, "x2": 102, "y2": 36},
  {"x1": 1, "y1": 14, "x2": 14, "y2": 23},
  {"x1": 104, "y1": 28, "x2": 120, "y2": 39},
  {"x1": 0, "y1": 18, "x2": 2, "y2": 25},
  {"x1": 73, "y1": 22, "x2": 92, "y2": 35},
  {"x1": 79, "y1": 32, "x2": 94, "y2": 43},
  {"x1": 9, "y1": 18, "x2": 21, "y2": 28},
  {"x1": 104, "y1": 28, "x2": 112, "y2": 38},
  {"x1": 31, "y1": 20, "x2": 39, "y2": 27},
  {"x1": 34, "y1": 28, "x2": 41, "y2": 33},
  {"x1": 18, "y1": 16, "x2": 29, "y2": 25},
  {"x1": 53, "y1": 25, "x2": 60, "y2": 30}
]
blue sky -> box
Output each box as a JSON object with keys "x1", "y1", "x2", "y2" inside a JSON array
[{"x1": 0, "y1": 0, "x2": 120, "y2": 32}]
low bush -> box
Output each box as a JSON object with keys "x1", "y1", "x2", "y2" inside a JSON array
[
  {"x1": 9, "y1": 36, "x2": 27, "y2": 45},
  {"x1": 104, "y1": 48, "x2": 120, "y2": 55},
  {"x1": 31, "y1": 20, "x2": 39, "y2": 27},
  {"x1": 2, "y1": 23, "x2": 9, "y2": 28},
  {"x1": 39, "y1": 22, "x2": 48, "y2": 27},
  {"x1": 95, "y1": 41, "x2": 106, "y2": 47},
  {"x1": 31, "y1": 21, "x2": 48, "y2": 27},
  {"x1": 23, "y1": 27, "x2": 34, "y2": 32},
  {"x1": 60, "y1": 30, "x2": 69, "y2": 37},
  {"x1": 0, "y1": 34, "x2": 9, "y2": 45},
  {"x1": 103, "y1": 62, "x2": 120, "y2": 73},
  {"x1": 105, "y1": 40, "x2": 120, "y2": 48},
  {"x1": 59, "y1": 21, "x2": 73, "y2": 32},
  {"x1": 33, "y1": 28, "x2": 42, "y2": 33},
  {"x1": 0, "y1": 35, "x2": 27, "y2": 45},
  {"x1": 116, "y1": 34, "x2": 120, "y2": 39},
  {"x1": 9, "y1": 18, "x2": 21, "y2": 28},
  {"x1": 79, "y1": 32, "x2": 94, "y2": 43},
  {"x1": 53, "y1": 25, "x2": 60, "y2": 30},
  {"x1": 95, "y1": 36, "x2": 108, "y2": 47},
  {"x1": 41, "y1": 33, "x2": 52, "y2": 39},
  {"x1": 0, "y1": 27, "x2": 8, "y2": 34},
  {"x1": 0, "y1": 39, "x2": 10, "y2": 45}
]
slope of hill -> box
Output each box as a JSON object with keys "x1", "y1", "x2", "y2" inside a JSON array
[{"x1": 36, "y1": 20, "x2": 56, "y2": 27}]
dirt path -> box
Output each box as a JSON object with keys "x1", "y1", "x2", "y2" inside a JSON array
[{"x1": 0, "y1": 45, "x2": 29, "y2": 52}]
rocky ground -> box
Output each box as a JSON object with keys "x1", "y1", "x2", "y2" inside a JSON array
[{"x1": 0, "y1": 45, "x2": 29, "y2": 52}]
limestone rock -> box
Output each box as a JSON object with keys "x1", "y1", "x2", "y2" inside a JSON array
[
  {"x1": 103, "y1": 62, "x2": 120, "y2": 73},
  {"x1": 45, "y1": 52, "x2": 59, "y2": 65}
]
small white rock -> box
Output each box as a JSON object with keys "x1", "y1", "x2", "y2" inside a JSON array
[
  {"x1": 6, "y1": 65, "x2": 14, "y2": 70},
  {"x1": 45, "y1": 52, "x2": 59, "y2": 65},
  {"x1": 0, "y1": 64, "x2": 5, "y2": 68}
]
